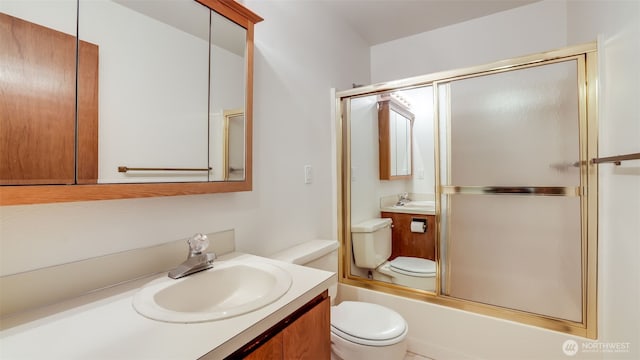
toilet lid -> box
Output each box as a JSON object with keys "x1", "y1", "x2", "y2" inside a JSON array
[
  {"x1": 390, "y1": 257, "x2": 436, "y2": 276},
  {"x1": 330, "y1": 301, "x2": 407, "y2": 346}
]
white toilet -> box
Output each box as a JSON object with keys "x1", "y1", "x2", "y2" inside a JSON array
[
  {"x1": 351, "y1": 218, "x2": 436, "y2": 292},
  {"x1": 272, "y1": 240, "x2": 408, "y2": 360}
]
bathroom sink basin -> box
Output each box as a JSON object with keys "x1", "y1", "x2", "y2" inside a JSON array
[
  {"x1": 133, "y1": 260, "x2": 292, "y2": 323},
  {"x1": 385, "y1": 201, "x2": 435, "y2": 212},
  {"x1": 403, "y1": 200, "x2": 435, "y2": 209}
]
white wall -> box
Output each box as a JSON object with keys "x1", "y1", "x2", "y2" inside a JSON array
[
  {"x1": 566, "y1": 0, "x2": 640, "y2": 355},
  {"x1": 243, "y1": 0, "x2": 370, "y2": 255},
  {"x1": 370, "y1": 0, "x2": 567, "y2": 83},
  {"x1": 0, "y1": 0, "x2": 370, "y2": 278},
  {"x1": 347, "y1": 0, "x2": 639, "y2": 359}
]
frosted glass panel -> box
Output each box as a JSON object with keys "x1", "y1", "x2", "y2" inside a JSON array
[
  {"x1": 444, "y1": 195, "x2": 583, "y2": 322},
  {"x1": 448, "y1": 60, "x2": 580, "y2": 186},
  {"x1": 438, "y1": 59, "x2": 586, "y2": 323}
]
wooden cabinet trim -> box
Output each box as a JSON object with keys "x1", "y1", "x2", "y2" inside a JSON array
[{"x1": 226, "y1": 291, "x2": 329, "y2": 359}]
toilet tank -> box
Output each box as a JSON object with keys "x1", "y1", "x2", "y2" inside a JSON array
[
  {"x1": 271, "y1": 240, "x2": 338, "y2": 302},
  {"x1": 351, "y1": 218, "x2": 392, "y2": 269}
]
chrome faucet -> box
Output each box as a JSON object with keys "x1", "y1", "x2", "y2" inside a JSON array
[
  {"x1": 168, "y1": 233, "x2": 216, "y2": 279},
  {"x1": 396, "y1": 192, "x2": 410, "y2": 206}
]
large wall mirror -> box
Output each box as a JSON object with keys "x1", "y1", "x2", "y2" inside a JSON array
[
  {"x1": 346, "y1": 86, "x2": 436, "y2": 294},
  {"x1": 338, "y1": 43, "x2": 598, "y2": 338},
  {"x1": 0, "y1": 0, "x2": 262, "y2": 205}
]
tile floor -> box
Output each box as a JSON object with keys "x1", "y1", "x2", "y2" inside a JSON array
[{"x1": 404, "y1": 351, "x2": 432, "y2": 360}]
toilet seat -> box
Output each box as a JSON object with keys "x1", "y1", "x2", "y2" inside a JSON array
[
  {"x1": 389, "y1": 257, "x2": 435, "y2": 277},
  {"x1": 331, "y1": 301, "x2": 408, "y2": 347}
]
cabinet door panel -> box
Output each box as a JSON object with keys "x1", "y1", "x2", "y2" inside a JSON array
[
  {"x1": 1, "y1": 13, "x2": 76, "y2": 185},
  {"x1": 382, "y1": 212, "x2": 436, "y2": 261},
  {"x1": 244, "y1": 333, "x2": 283, "y2": 360},
  {"x1": 283, "y1": 296, "x2": 330, "y2": 360},
  {"x1": 0, "y1": 12, "x2": 98, "y2": 185}
]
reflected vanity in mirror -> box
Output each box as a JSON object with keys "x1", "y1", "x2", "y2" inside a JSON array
[
  {"x1": 346, "y1": 86, "x2": 437, "y2": 294},
  {"x1": 0, "y1": 0, "x2": 262, "y2": 205}
]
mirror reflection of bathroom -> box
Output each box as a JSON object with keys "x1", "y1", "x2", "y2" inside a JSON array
[
  {"x1": 223, "y1": 111, "x2": 246, "y2": 181},
  {"x1": 349, "y1": 86, "x2": 436, "y2": 293}
]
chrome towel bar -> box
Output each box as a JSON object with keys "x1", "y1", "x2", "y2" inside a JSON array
[
  {"x1": 118, "y1": 166, "x2": 211, "y2": 173},
  {"x1": 441, "y1": 186, "x2": 580, "y2": 196},
  {"x1": 591, "y1": 152, "x2": 640, "y2": 165}
]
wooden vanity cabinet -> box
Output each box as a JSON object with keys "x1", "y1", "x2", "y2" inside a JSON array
[
  {"x1": 381, "y1": 212, "x2": 436, "y2": 261},
  {"x1": 232, "y1": 291, "x2": 330, "y2": 360},
  {"x1": 243, "y1": 333, "x2": 283, "y2": 359}
]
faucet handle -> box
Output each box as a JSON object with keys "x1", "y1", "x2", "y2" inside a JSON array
[{"x1": 187, "y1": 233, "x2": 209, "y2": 255}]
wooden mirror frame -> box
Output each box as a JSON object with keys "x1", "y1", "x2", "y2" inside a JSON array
[{"x1": 0, "y1": 0, "x2": 262, "y2": 206}]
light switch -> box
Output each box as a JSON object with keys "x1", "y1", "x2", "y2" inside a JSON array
[{"x1": 304, "y1": 165, "x2": 312, "y2": 184}]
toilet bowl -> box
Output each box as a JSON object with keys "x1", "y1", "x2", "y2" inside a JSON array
[
  {"x1": 331, "y1": 301, "x2": 408, "y2": 360},
  {"x1": 374, "y1": 256, "x2": 436, "y2": 291},
  {"x1": 271, "y1": 240, "x2": 409, "y2": 360},
  {"x1": 352, "y1": 218, "x2": 436, "y2": 291}
]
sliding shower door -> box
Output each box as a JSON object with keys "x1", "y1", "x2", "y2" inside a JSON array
[{"x1": 437, "y1": 58, "x2": 588, "y2": 323}]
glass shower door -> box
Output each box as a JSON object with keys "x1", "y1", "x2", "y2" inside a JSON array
[{"x1": 437, "y1": 58, "x2": 586, "y2": 322}]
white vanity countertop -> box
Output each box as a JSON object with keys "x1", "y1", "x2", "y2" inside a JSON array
[
  {"x1": 379, "y1": 196, "x2": 436, "y2": 215},
  {"x1": 0, "y1": 252, "x2": 335, "y2": 359},
  {"x1": 380, "y1": 205, "x2": 436, "y2": 215}
]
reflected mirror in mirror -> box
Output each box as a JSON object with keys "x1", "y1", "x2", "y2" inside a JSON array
[
  {"x1": 378, "y1": 93, "x2": 413, "y2": 179},
  {"x1": 348, "y1": 86, "x2": 437, "y2": 294},
  {"x1": 209, "y1": 11, "x2": 247, "y2": 182},
  {"x1": 221, "y1": 110, "x2": 245, "y2": 181}
]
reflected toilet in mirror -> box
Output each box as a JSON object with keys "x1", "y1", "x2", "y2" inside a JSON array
[{"x1": 351, "y1": 218, "x2": 436, "y2": 292}]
